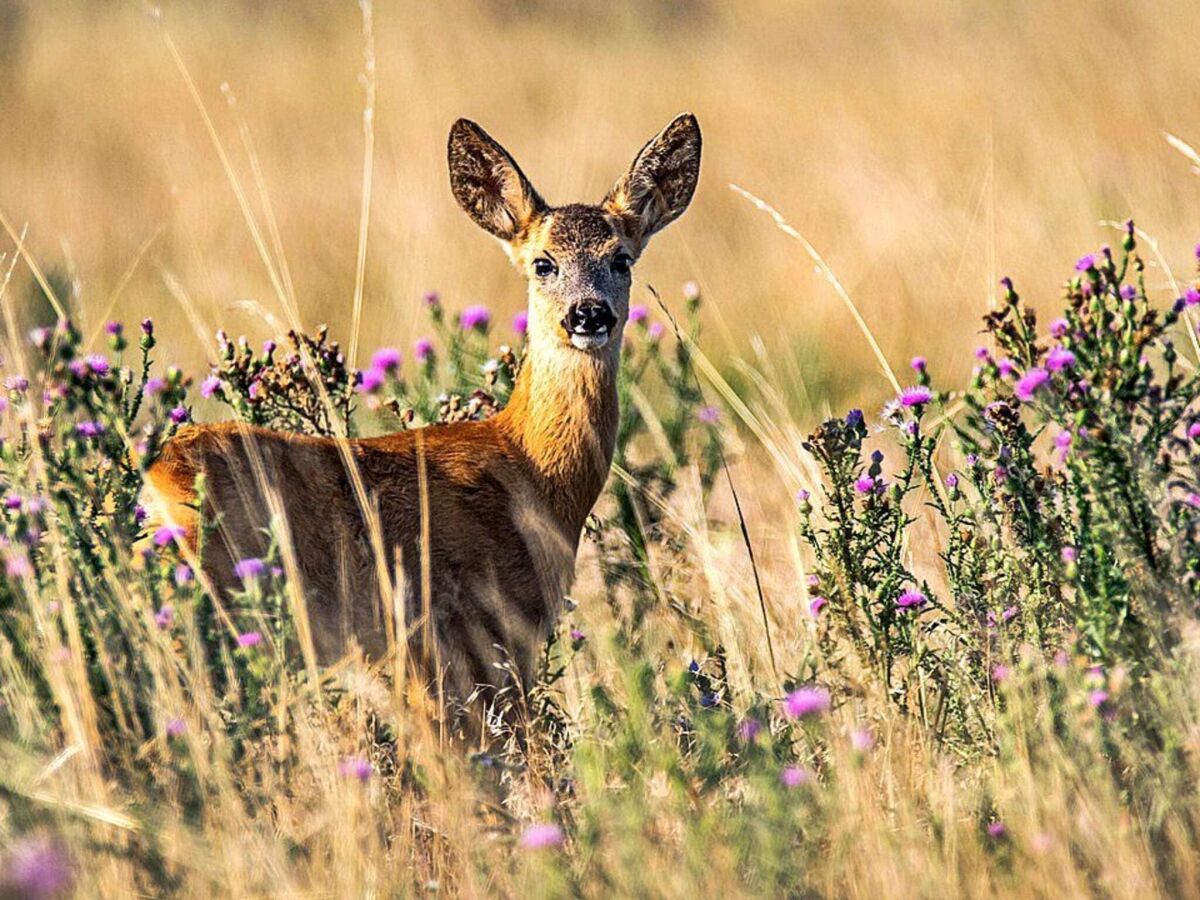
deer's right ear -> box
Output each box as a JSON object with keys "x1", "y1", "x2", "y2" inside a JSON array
[{"x1": 448, "y1": 119, "x2": 546, "y2": 242}]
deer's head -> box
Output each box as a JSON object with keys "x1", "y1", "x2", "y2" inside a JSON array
[{"x1": 448, "y1": 114, "x2": 701, "y2": 354}]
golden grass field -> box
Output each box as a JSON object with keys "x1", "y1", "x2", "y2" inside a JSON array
[
  {"x1": 5, "y1": 0, "x2": 1200, "y2": 408},
  {"x1": 6, "y1": 2, "x2": 1200, "y2": 897}
]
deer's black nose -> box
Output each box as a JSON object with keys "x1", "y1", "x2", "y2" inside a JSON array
[{"x1": 563, "y1": 301, "x2": 617, "y2": 336}]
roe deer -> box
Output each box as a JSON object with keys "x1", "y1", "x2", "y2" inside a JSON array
[{"x1": 143, "y1": 113, "x2": 701, "y2": 732}]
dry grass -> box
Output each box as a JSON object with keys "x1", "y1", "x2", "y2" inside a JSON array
[
  {"x1": 5, "y1": 1, "x2": 1200, "y2": 408},
  {"x1": 6, "y1": 2, "x2": 1200, "y2": 897}
]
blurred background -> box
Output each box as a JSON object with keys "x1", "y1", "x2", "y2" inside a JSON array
[{"x1": 2, "y1": 0, "x2": 1200, "y2": 413}]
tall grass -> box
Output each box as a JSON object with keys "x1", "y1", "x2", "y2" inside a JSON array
[{"x1": 4, "y1": 232, "x2": 1200, "y2": 896}]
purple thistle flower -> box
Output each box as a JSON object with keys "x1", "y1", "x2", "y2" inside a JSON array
[
  {"x1": 809, "y1": 596, "x2": 827, "y2": 616},
  {"x1": 234, "y1": 557, "x2": 266, "y2": 581},
  {"x1": 1001, "y1": 605, "x2": 1018, "y2": 623},
  {"x1": 779, "y1": 765, "x2": 810, "y2": 788},
  {"x1": 337, "y1": 756, "x2": 374, "y2": 781},
  {"x1": 1120, "y1": 284, "x2": 1136, "y2": 300},
  {"x1": 910, "y1": 356, "x2": 926, "y2": 371},
  {"x1": 370, "y1": 347, "x2": 403, "y2": 373},
  {"x1": 897, "y1": 589, "x2": 927, "y2": 609},
  {"x1": 85, "y1": 354, "x2": 110, "y2": 375},
  {"x1": 783, "y1": 686, "x2": 830, "y2": 719},
  {"x1": 144, "y1": 377, "x2": 166, "y2": 396},
  {"x1": 519, "y1": 823, "x2": 564, "y2": 850},
  {"x1": 141, "y1": 318, "x2": 154, "y2": 336},
  {"x1": 991, "y1": 664, "x2": 1010, "y2": 682},
  {"x1": 647, "y1": 321, "x2": 665, "y2": 341},
  {"x1": 512, "y1": 311, "x2": 529, "y2": 335},
  {"x1": 29, "y1": 327, "x2": 52, "y2": 349},
  {"x1": 75, "y1": 421, "x2": 105, "y2": 438},
  {"x1": 6, "y1": 375, "x2": 29, "y2": 392},
  {"x1": 697, "y1": 405, "x2": 721, "y2": 424},
  {"x1": 1189, "y1": 422, "x2": 1200, "y2": 441},
  {"x1": 1074, "y1": 254, "x2": 1096, "y2": 272},
  {"x1": 134, "y1": 505, "x2": 148, "y2": 525},
  {"x1": 67, "y1": 360, "x2": 88, "y2": 378},
  {"x1": 197, "y1": 376, "x2": 220, "y2": 399},
  {"x1": 459, "y1": 304, "x2": 491, "y2": 331},
  {"x1": 569, "y1": 628, "x2": 586, "y2": 642},
  {"x1": 854, "y1": 475, "x2": 877, "y2": 494},
  {"x1": 356, "y1": 367, "x2": 385, "y2": 394},
  {"x1": 105, "y1": 321, "x2": 123, "y2": 336},
  {"x1": 850, "y1": 728, "x2": 875, "y2": 752},
  {"x1": 154, "y1": 605, "x2": 173, "y2": 630},
  {"x1": 413, "y1": 337, "x2": 434, "y2": 361},
  {"x1": 1188, "y1": 493, "x2": 1200, "y2": 508},
  {"x1": 4, "y1": 836, "x2": 74, "y2": 899},
  {"x1": 1061, "y1": 545, "x2": 1078, "y2": 563},
  {"x1": 1046, "y1": 347, "x2": 1076, "y2": 372},
  {"x1": 174, "y1": 563, "x2": 193, "y2": 585},
  {"x1": 6, "y1": 555, "x2": 30, "y2": 578},
  {"x1": 795, "y1": 489, "x2": 810, "y2": 503},
  {"x1": 1088, "y1": 689, "x2": 1110, "y2": 709},
  {"x1": 168, "y1": 406, "x2": 190, "y2": 425},
  {"x1": 899, "y1": 385, "x2": 933, "y2": 407},
  {"x1": 738, "y1": 718, "x2": 762, "y2": 742},
  {"x1": 4, "y1": 495, "x2": 21, "y2": 512},
  {"x1": 236, "y1": 631, "x2": 263, "y2": 648},
  {"x1": 1187, "y1": 289, "x2": 1200, "y2": 307},
  {"x1": 997, "y1": 358, "x2": 1015, "y2": 377},
  {"x1": 153, "y1": 525, "x2": 185, "y2": 547},
  {"x1": 166, "y1": 717, "x2": 186, "y2": 737},
  {"x1": 1049, "y1": 318, "x2": 1069, "y2": 338},
  {"x1": 629, "y1": 304, "x2": 649, "y2": 324},
  {"x1": 682, "y1": 280, "x2": 701, "y2": 301},
  {"x1": 1014, "y1": 367, "x2": 1050, "y2": 401},
  {"x1": 945, "y1": 473, "x2": 959, "y2": 489},
  {"x1": 987, "y1": 821, "x2": 1007, "y2": 839}
]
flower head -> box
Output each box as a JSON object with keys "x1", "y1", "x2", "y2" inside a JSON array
[
  {"x1": 460, "y1": 304, "x2": 491, "y2": 331},
  {"x1": 910, "y1": 355, "x2": 926, "y2": 372},
  {"x1": 4, "y1": 835, "x2": 74, "y2": 899},
  {"x1": 738, "y1": 718, "x2": 762, "y2": 742},
  {"x1": 1075, "y1": 254, "x2": 1096, "y2": 272},
  {"x1": 809, "y1": 596, "x2": 827, "y2": 616},
  {"x1": 647, "y1": 321, "x2": 664, "y2": 341},
  {"x1": 779, "y1": 765, "x2": 810, "y2": 788},
  {"x1": 899, "y1": 385, "x2": 933, "y2": 407},
  {"x1": 629, "y1": 304, "x2": 649, "y2": 324},
  {"x1": 154, "y1": 605, "x2": 174, "y2": 630},
  {"x1": 697, "y1": 405, "x2": 721, "y2": 425},
  {"x1": 1014, "y1": 367, "x2": 1050, "y2": 401},
  {"x1": 356, "y1": 367, "x2": 385, "y2": 394},
  {"x1": 854, "y1": 475, "x2": 877, "y2": 494},
  {"x1": 370, "y1": 347, "x2": 403, "y2": 373},
  {"x1": 166, "y1": 717, "x2": 186, "y2": 737},
  {"x1": 236, "y1": 631, "x2": 263, "y2": 649},
  {"x1": 153, "y1": 525, "x2": 185, "y2": 548},
  {"x1": 850, "y1": 728, "x2": 875, "y2": 752},
  {"x1": 168, "y1": 406, "x2": 190, "y2": 425},
  {"x1": 783, "y1": 686, "x2": 831, "y2": 719},
  {"x1": 987, "y1": 821, "x2": 1007, "y2": 839},
  {"x1": 338, "y1": 756, "x2": 373, "y2": 781},
  {"x1": 234, "y1": 557, "x2": 266, "y2": 581},
  {"x1": 897, "y1": 589, "x2": 927, "y2": 609},
  {"x1": 682, "y1": 280, "x2": 701, "y2": 301},
  {"x1": 1049, "y1": 318, "x2": 1069, "y2": 338},
  {"x1": 413, "y1": 337, "x2": 434, "y2": 361},
  {"x1": 519, "y1": 823, "x2": 564, "y2": 850},
  {"x1": 75, "y1": 421, "x2": 104, "y2": 438},
  {"x1": 512, "y1": 310, "x2": 529, "y2": 335},
  {"x1": 1046, "y1": 346, "x2": 1076, "y2": 372}
]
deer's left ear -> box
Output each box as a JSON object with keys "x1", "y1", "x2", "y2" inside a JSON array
[{"x1": 603, "y1": 113, "x2": 701, "y2": 246}]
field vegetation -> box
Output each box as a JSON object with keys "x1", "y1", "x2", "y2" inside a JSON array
[{"x1": 5, "y1": 2, "x2": 1200, "y2": 897}]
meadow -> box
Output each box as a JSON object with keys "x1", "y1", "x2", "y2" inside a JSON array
[{"x1": 5, "y1": 1, "x2": 1200, "y2": 897}]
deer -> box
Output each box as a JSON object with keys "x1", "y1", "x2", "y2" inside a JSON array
[{"x1": 142, "y1": 113, "x2": 702, "y2": 735}]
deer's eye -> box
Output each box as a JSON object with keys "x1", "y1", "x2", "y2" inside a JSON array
[
  {"x1": 612, "y1": 253, "x2": 633, "y2": 276},
  {"x1": 533, "y1": 258, "x2": 557, "y2": 278}
]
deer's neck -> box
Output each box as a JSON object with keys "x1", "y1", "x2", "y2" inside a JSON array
[{"x1": 498, "y1": 335, "x2": 620, "y2": 534}]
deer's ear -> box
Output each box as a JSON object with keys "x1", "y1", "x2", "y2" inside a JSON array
[
  {"x1": 603, "y1": 113, "x2": 701, "y2": 246},
  {"x1": 448, "y1": 119, "x2": 546, "y2": 241}
]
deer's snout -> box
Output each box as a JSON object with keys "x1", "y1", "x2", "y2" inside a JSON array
[{"x1": 562, "y1": 301, "x2": 618, "y2": 350}]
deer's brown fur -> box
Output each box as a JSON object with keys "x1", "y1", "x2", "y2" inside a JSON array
[{"x1": 143, "y1": 114, "x2": 701, "y2": 731}]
